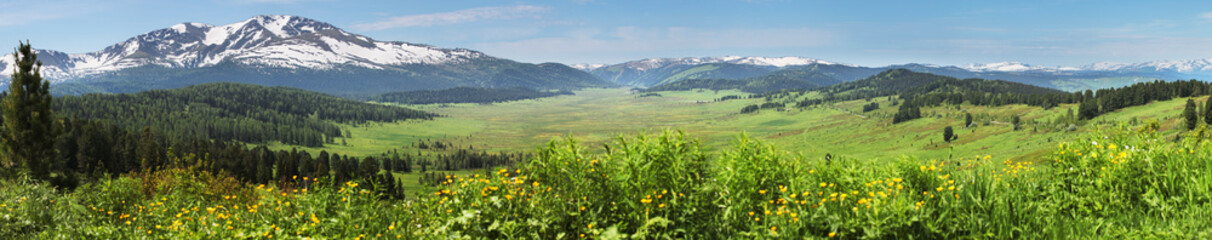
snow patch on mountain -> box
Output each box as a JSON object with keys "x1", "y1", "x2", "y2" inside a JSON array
[
  {"x1": 0, "y1": 14, "x2": 490, "y2": 83},
  {"x1": 569, "y1": 63, "x2": 606, "y2": 71},
  {"x1": 960, "y1": 61, "x2": 1079, "y2": 72},
  {"x1": 1083, "y1": 59, "x2": 1212, "y2": 73},
  {"x1": 611, "y1": 56, "x2": 850, "y2": 71}
]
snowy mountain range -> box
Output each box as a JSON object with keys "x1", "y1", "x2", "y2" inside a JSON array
[
  {"x1": 580, "y1": 57, "x2": 1212, "y2": 90},
  {"x1": 3, "y1": 14, "x2": 1209, "y2": 94},
  {"x1": 580, "y1": 58, "x2": 1212, "y2": 74},
  {"x1": 0, "y1": 15, "x2": 610, "y2": 96},
  {"x1": 579, "y1": 56, "x2": 853, "y2": 87}
]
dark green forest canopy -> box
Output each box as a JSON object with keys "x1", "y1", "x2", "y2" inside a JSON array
[
  {"x1": 53, "y1": 82, "x2": 436, "y2": 147},
  {"x1": 824, "y1": 68, "x2": 1067, "y2": 99},
  {"x1": 370, "y1": 87, "x2": 573, "y2": 104}
]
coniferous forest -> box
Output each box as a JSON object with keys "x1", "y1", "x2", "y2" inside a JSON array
[{"x1": 54, "y1": 82, "x2": 435, "y2": 146}]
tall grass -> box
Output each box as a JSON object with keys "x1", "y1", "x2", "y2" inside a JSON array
[{"x1": 2, "y1": 128, "x2": 1210, "y2": 238}]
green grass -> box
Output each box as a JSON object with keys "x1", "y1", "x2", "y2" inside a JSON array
[
  {"x1": 284, "y1": 88, "x2": 761, "y2": 156},
  {"x1": 273, "y1": 88, "x2": 1203, "y2": 166},
  {"x1": 391, "y1": 169, "x2": 479, "y2": 193},
  {"x1": 266, "y1": 117, "x2": 487, "y2": 157}
]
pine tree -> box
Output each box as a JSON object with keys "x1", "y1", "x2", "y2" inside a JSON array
[
  {"x1": 137, "y1": 127, "x2": 161, "y2": 170},
  {"x1": 1184, "y1": 99, "x2": 1198, "y2": 130},
  {"x1": 359, "y1": 156, "x2": 380, "y2": 179},
  {"x1": 964, "y1": 113, "x2": 973, "y2": 128},
  {"x1": 315, "y1": 150, "x2": 330, "y2": 179},
  {"x1": 1, "y1": 41, "x2": 58, "y2": 180},
  {"x1": 943, "y1": 126, "x2": 955, "y2": 143},
  {"x1": 1204, "y1": 97, "x2": 1212, "y2": 125},
  {"x1": 298, "y1": 151, "x2": 315, "y2": 178},
  {"x1": 1078, "y1": 100, "x2": 1098, "y2": 120}
]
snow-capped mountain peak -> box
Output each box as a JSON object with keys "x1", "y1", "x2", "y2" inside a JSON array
[
  {"x1": 1082, "y1": 59, "x2": 1212, "y2": 73},
  {"x1": 960, "y1": 61, "x2": 1081, "y2": 72},
  {"x1": 1, "y1": 15, "x2": 488, "y2": 83},
  {"x1": 612, "y1": 56, "x2": 848, "y2": 71},
  {"x1": 569, "y1": 63, "x2": 606, "y2": 71}
]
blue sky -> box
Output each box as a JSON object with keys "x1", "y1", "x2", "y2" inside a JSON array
[{"x1": 1, "y1": 0, "x2": 1211, "y2": 67}]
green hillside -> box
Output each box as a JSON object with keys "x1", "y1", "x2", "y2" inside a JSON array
[{"x1": 591, "y1": 63, "x2": 777, "y2": 87}]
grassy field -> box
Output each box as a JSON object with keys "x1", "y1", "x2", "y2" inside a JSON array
[
  {"x1": 9, "y1": 88, "x2": 1212, "y2": 239},
  {"x1": 271, "y1": 88, "x2": 1201, "y2": 165}
]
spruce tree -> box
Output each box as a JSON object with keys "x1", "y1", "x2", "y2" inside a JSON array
[
  {"x1": 1204, "y1": 97, "x2": 1212, "y2": 125},
  {"x1": 359, "y1": 156, "x2": 380, "y2": 179},
  {"x1": 943, "y1": 126, "x2": 955, "y2": 143},
  {"x1": 1184, "y1": 99, "x2": 1198, "y2": 130},
  {"x1": 964, "y1": 113, "x2": 973, "y2": 128},
  {"x1": 315, "y1": 150, "x2": 330, "y2": 179},
  {"x1": 298, "y1": 151, "x2": 315, "y2": 178},
  {"x1": 2, "y1": 41, "x2": 58, "y2": 180},
  {"x1": 137, "y1": 127, "x2": 161, "y2": 170}
]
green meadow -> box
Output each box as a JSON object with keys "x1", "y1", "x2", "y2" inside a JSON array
[{"x1": 274, "y1": 88, "x2": 1200, "y2": 164}]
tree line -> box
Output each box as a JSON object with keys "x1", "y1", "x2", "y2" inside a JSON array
[
  {"x1": 53, "y1": 82, "x2": 435, "y2": 147},
  {"x1": 369, "y1": 87, "x2": 573, "y2": 105}
]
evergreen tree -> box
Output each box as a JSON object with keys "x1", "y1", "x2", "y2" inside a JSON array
[
  {"x1": 964, "y1": 113, "x2": 973, "y2": 128},
  {"x1": 1, "y1": 41, "x2": 58, "y2": 180},
  {"x1": 315, "y1": 150, "x2": 330, "y2": 179},
  {"x1": 359, "y1": 156, "x2": 380, "y2": 179},
  {"x1": 1184, "y1": 99, "x2": 1198, "y2": 130},
  {"x1": 1204, "y1": 97, "x2": 1212, "y2": 125},
  {"x1": 137, "y1": 127, "x2": 161, "y2": 170},
  {"x1": 1078, "y1": 100, "x2": 1098, "y2": 120},
  {"x1": 943, "y1": 126, "x2": 955, "y2": 143},
  {"x1": 277, "y1": 149, "x2": 298, "y2": 182},
  {"x1": 298, "y1": 151, "x2": 315, "y2": 178},
  {"x1": 402, "y1": 155, "x2": 412, "y2": 173}
]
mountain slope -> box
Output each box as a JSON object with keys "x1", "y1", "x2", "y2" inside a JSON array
[
  {"x1": 0, "y1": 15, "x2": 613, "y2": 96},
  {"x1": 584, "y1": 56, "x2": 1212, "y2": 92},
  {"x1": 823, "y1": 69, "x2": 1067, "y2": 100},
  {"x1": 645, "y1": 66, "x2": 843, "y2": 93},
  {"x1": 585, "y1": 56, "x2": 846, "y2": 87}
]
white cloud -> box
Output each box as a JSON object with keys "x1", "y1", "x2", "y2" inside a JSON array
[
  {"x1": 1201, "y1": 12, "x2": 1212, "y2": 21},
  {"x1": 353, "y1": 5, "x2": 549, "y2": 31}
]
